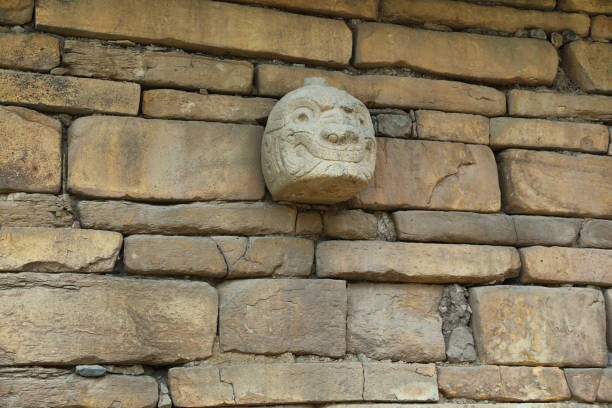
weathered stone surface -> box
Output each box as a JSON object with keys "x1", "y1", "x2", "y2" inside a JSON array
[
  {"x1": 68, "y1": 116, "x2": 264, "y2": 201},
  {"x1": 63, "y1": 39, "x2": 254, "y2": 93},
  {"x1": 256, "y1": 65, "x2": 506, "y2": 116},
  {"x1": 463, "y1": 0, "x2": 555, "y2": 8},
  {"x1": 376, "y1": 113, "x2": 411, "y2": 138},
  {"x1": 558, "y1": 0, "x2": 612, "y2": 14},
  {"x1": 0, "y1": 193, "x2": 73, "y2": 228},
  {"x1": 354, "y1": 23, "x2": 558, "y2": 86},
  {"x1": 143, "y1": 89, "x2": 275, "y2": 123},
  {"x1": 591, "y1": 15, "x2": 612, "y2": 40},
  {"x1": 125, "y1": 235, "x2": 226, "y2": 277},
  {"x1": 0, "y1": 227, "x2": 121, "y2": 273},
  {"x1": 0, "y1": 0, "x2": 33, "y2": 24},
  {"x1": 438, "y1": 365, "x2": 570, "y2": 401},
  {"x1": 219, "y1": 279, "x2": 346, "y2": 357},
  {"x1": 0, "y1": 272, "x2": 218, "y2": 365},
  {"x1": 598, "y1": 368, "x2": 612, "y2": 401},
  {"x1": 77, "y1": 201, "x2": 296, "y2": 235},
  {"x1": 213, "y1": 236, "x2": 313, "y2": 278},
  {"x1": 564, "y1": 368, "x2": 602, "y2": 402},
  {"x1": 75, "y1": 365, "x2": 106, "y2": 377},
  {"x1": 0, "y1": 106, "x2": 61, "y2": 194},
  {"x1": 470, "y1": 285, "x2": 608, "y2": 366},
  {"x1": 169, "y1": 363, "x2": 363, "y2": 406},
  {"x1": 0, "y1": 69, "x2": 140, "y2": 115},
  {"x1": 490, "y1": 117, "x2": 609, "y2": 152},
  {"x1": 604, "y1": 289, "x2": 612, "y2": 351},
  {"x1": 415, "y1": 110, "x2": 489, "y2": 144},
  {"x1": 579, "y1": 219, "x2": 612, "y2": 248},
  {"x1": 324, "y1": 210, "x2": 377, "y2": 239},
  {"x1": 295, "y1": 212, "x2": 322, "y2": 235},
  {"x1": 350, "y1": 139, "x2": 500, "y2": 211},
  {"x1": 318, "y1": 241, "x2": 519, "y2": 283},
  {"x1": 229, "y1": 0, "x2": 377, "y2": 18},
  {"x1": 563, "y1": 41, "x2": 612, "y2": 94},
  {"x1": 508, "y1": 89, "x2": 612, "y2": 121},
  {"x1": 520, "y1": 246, "x2": 612, "y2": 286},
  {"x1": 498, "y1": 149, "x2": 612, "y2": 218},
  {"x1": 363, "y1": 363, "x2": 438, "y2": 402},
  {"x1": 347, "y1": 283, "x2": 445, "y2": 361},
  {"x1": 446, "y1": 326, "x2": 477, "y2": 363},
  {"x1": 512, "y1": 215, "x2": 581, "y2": 246},
  {"x1": 0, "y1": 33, "x2": 59, "y2": 72},
  {"x1": 329, "y1": 404, "x2": 597, "y2": 408},
  {"x1": 36, "y1": 0, "x2": 352, "y2": 67},
  {"x1": 0, "y1": 367, "x2": 158, "y2": 408}
]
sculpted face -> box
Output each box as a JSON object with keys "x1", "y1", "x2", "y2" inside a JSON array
[{"x1": 262, "y1": 79, "x2": 376, "y2": 204}]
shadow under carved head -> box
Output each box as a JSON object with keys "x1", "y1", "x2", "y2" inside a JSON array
[{"x1": 261, "y1": 78, "x2": 377, "y2": 204}]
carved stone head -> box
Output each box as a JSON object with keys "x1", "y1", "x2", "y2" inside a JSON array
[{"x1": 261, "y1": 78, "x2": 376, "y2": 204}]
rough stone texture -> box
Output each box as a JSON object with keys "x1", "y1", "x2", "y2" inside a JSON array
[
  {"x1": 520, "y1": 246, "x2": 612, "y2": 286},
  {"x1": 415, "y1": 110, "x2": 489, "y2": 145},
  {"x1": 351, "y1": 139, "x2": 500, "y2": 211},
  {"x1": 498, "y1": 149, "x2": 612, "y2": 218},
  {"x1": 376, "y1": 113, "x2": 412, "y2": 138},
  {"x1": 363, "y1": 363, "x2": 438, "y2": 402},
  {"x1": 0, "y1": 193, "x2": 73, "y2": 228},
  {"x1": 490, "y1": 117, "x2": 609, "y2": 152},
  {"x1": 0, "y1": 0, "x2": 33, "y2": 24},
  {"x1": 507, "y1": 89, "x2": 612, "y2": 121},
  {"x1": 330, "y1": 404, "x2": 596, "y2": 408},
  {"x1": 446, "y1": 326, "x2": 477, "y2": 363},
  {"x1": 63, "y1": 39, "x2": 254, "y2": 93},
  {"x1": 124, "y1": 235, "x2": 226, "y2": 277},
  {"x1": 143, "y1": 89, "x2": 276, "y2": 123},
  {"x1": 0, "y1": 69, "x2": 140, "y2": 115},
  {"x1": 347, "y1": 283, "x2": 445, "y2": 362},
  {"x1": 604, "y1": 289, "x2": 612, "y2": 351},
  {"x1": 0, "y1": 367, "x2": 158, "y2": 408},
  {"x1": 598, "y1": 368, "x2": 612, "y2": 401},
  {"x1": 564, "y1": 368, "x2": 602, "y2": 402},
  {"x1": 68, "y1": 116, "x2": 264, "y2": 202},
  {"x1": 0, "y1": 106, "x2": 62, "y2": 194},
  {"x1": 256, "y1": 65, "x2": 506, "y2": 116},
  {"x1": 36, "y1": 0, "x2": 352, "y2": 67},
  {"x1": 354, "y1": 23, "x2": 558, "y2": 86},
  {"x1": 470, "y1": 285, "x2": 608, "y2": 367},
  {"x1": 77, "y1": 201, "x2": 296, "y2": 235},
  {"x1": 591, "y1": 15, "x2": 612, "y2": 40},
  {"x1": 295, "y1": 212, "x2": 322, "y2": 235},
  {"x1": 439, "y1": 284, "x2": 471, "y2": 338},
  {"x1": 563, "y1": 41, "x2": 612, "y2": 94},
  {"x1": 382, "y1": 0, "x2": 590, "y2": 36},
  {"x1": 75, "y1": 365, "x2": 106, "y2": 377},
  {"x1": 0, "y1": 272, "x2": 218, "y2": 365},
  {"x1": 0, "y1": 33, "x2": 59, "y2": 72},
  {"x1": 438, "y1": 365, "x2": 570, "y2": 401},
  {"x1": 317, "y1": 240, "x2": 520, "y2": 283},
  {"x1": 558, "y1": 0, "x2": 612, "y2": 14},
  {"x1": 228, "y1": 0, "x2": 378, "y2": 19},
  {"x1": 579, "y1": 219, "x2": 612, "y2": 248},
  {"x1": 324, "y1": 210, "x2": 377, "y2": 239},
  {"x1": 169, "y1": 363, "x2": 363, "y2": 406},
  {"x1": 218, "y1": 279, "x2": 346, "y2": 357},
  {"x1": 512, "y1": 215, "x2": 581, "y2": 246},
  {"x1": 0, "y1": 227, "x2": 122, "y2": 273}
]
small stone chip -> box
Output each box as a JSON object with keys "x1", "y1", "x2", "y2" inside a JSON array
[{"x1": 76, "y1": 365, "x2": 106, "y2": 377}]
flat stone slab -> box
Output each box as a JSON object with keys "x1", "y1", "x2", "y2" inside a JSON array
[
  {"x1": 508, "y1": 90, "x2": 612, "y2": 121},
  {"x1": 363, "y1": 363, "x2": 438, "y2": 402},
  {"x1": 415, "y1": 110, "x2": 489, "y2": 144},
  {"x1": 0, "y1": 33, "x2": 59, "y2": 72},
  {"x1": 0, "y1": 193, "x2": 73, "y2": 228},
  {"x1": 579, "y1": 219, "x2": 612, "y2": 248}
]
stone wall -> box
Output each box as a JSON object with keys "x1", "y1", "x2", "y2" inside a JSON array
[{"x1": 0, "y1": 0, "x2": 611, "y2": 407}]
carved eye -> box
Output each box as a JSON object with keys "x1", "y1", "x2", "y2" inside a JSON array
[{"x1": 293, "y1": 107, "x2": 314, "y2": 123}]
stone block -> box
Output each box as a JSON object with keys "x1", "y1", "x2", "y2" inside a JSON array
[
  {"x1": 0, "y1": 193, "x2": 73, "y2": 228},
  {"x1": 295, "y1": 212, "x2": 322, "y2": 235},
  {"x1": 376, "y1": 113, "x2": 412, "y2": 138},
  {"x1": 0, "y1": 0, "x2": 33, "y2": 24},
  {"x1": 605, "y1": 289, "x2": 612, "y2": 351},
  {"x1": 591, "y1": 15, "x2": 612, "y2": 40},
  {"x1": 579, "y1": 219, "x2": 612, "y2": 248},
  {"x1": 363, "y1": 363, "x2": 438, "y2": 402},
  {"x1": 0, "y1": 33, "x2": 59, "y2": 72},
  {"x1": 446, "y1": 326, "x2": 477, "y2": 362},
  {"x1": 558, "y1": 0, "x2": 612, "y2": 14},
  {"x1": 227, "y1": 0, "x2": 378, "y2": 19},
  {"x1": 564, "y1": 368, "x2": 603, "y2": 402},
  {"x1": 415, "y1": 110, "x2": 489, "y2": 144},
  {"x1": 508, "y1": 89, "x2": 612, "y2": 121},
  {"x1": 563, "y1": 41, "x2": 612, "y2": 94},
  {"x1": 598, "y1": 368, "x2": 612, "y2": 401},
  {"x1": 324, "y1": 210, "x2": 377, "y2": 239},
  {"x1": 512, "y1": 215, "x2": 581, "y2": 246}
]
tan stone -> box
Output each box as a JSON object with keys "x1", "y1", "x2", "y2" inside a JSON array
[
  {"x1": 228, "y1": 0, "x2": 377, "y2": 19},
  {"x1": 317, "y1": 241, "x2": 519, "y2": 283},
  {"x1": 125, "y1": 235, "x2": 226, "y2": 277},
  {"x1": 382, "y1": 0, "x2": 589, "y2": 36},
  {"x1": 0, "y1": 367, "x2": 158, "y2": 408},
  {"x1": 438, "y1": 365, "x2": 570, "y2": 401},
  {"x1": 350, "y1": 139, "x2": 500, "y2": 211},
  {"x1": 579, "y1": 219, "x2": 612, "y2": 248},
  {"x1": 36, "y1": 0, "x2": 352, "y2": 67},
  {"x1": 219, "y1": 279, "x2": 346, "y2": 357},
  {"x1": 63, "y1": 39, "x2": 253, "y2": 93},
  {"x1": 142, "y1": 89, "x2": 275, "y2": 123},
  {"x1": 512, "y1": 215, "x2": 581, "y2": 246},
  {"x1": 0, "y1": 272, "x2": 217, "y2": 365},
  {"x1": 558, "y1": 0, "x2": 612, "y2": 14},
  {"x1": 470, "y1": 285, "x2": 608, "y2": 366},
  {"x1": 462, "y1": 0, "x2": 556, "y2": 9},
  {"x1": 498, "y1": 149, "x2": 612, "y2": 218},
  {"x1": 564, "y1": 368, "x2": 602, "y2": 402},
  {"x1": 324, "y1": 210, "x2": 377, "y2": 239},
  {"x1": 591, "y1": 15, "x2": 612, "y2": 40},
  {"x1": 169, "y1": 366, "x2": 234, "y2": 407},
  {"x1": 0, "y1": 0, "x2": 33, "y2": 24},
  {"x1": 415, "y1": 110, "x2": 489, "y2": 144},
  {"x1": 508, "y1": 89, "x2": 612, "y2": 121},
  {"x1": 606, "y1": 289, "x2": 612, "y2": 351},
  {"x1": 256, "y1": 65, "x2": 506, "y2": 116},
  {"x1": 0, "y1": 33, "x2": 59, "y2": 72},
  {"x1": 329, "y1": 404, "x2": 597, "y2": 408},
  {"x1": 0, "y1": 193, "x2": 73, "y2": 228},
  {"x1": 68, "y1": 116, "x2": 264, "y2": 201},
  {"x1": 347, "y1": 283, "x2": 445, "y2": 361},
  {"x1": 0, "y1": 227, "x2": 121, "y2": 273},
  {"x1": 490, "y1": 117, "x2": 609, "y2": 152},
  {"x1": 563, "y1": 41, "x2": 612, "y2": 94},
  {"x1": 0, "y1": 106, "x2": 61, "y2": 194},
  {"x1": 77, "y1": 201, "x2": 296, "y2": 235},
  {"x1": 354, "y1": 23, "x2": 558, "y2": 86},
  {"x1": 598, "y1": 368, "x2": 612, "y2": 401},
  {"x1": 363, "y1": 363, "x2": 438, "y2": 402},
  {"x1": 295, "y1": 212, "x2": 322, "y2": 235}
]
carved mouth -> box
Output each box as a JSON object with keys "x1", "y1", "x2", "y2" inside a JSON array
[{"x1": 288, "y1": 130, "x2": 374, "y2": 163}]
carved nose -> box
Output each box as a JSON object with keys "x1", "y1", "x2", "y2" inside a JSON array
[{"x1": 323, "y1": 130, "x2": 359, "y2": 145}]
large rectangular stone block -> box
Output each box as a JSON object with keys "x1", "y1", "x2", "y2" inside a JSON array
[
  {"x1": 470, "y1": 286, "x2": 608, "y2": 367},
  {"x1": 36, "y1": 0, "x2": 352, "y2": 67},
  {"x1": 0, "y1": 33, "x2": 59, "y2": 72},
  {"x1": 563, "y1": 41, "x2": 612, "y2": 95},
  {"x1": 0, "y1": 193, "x2": 73, "y2": 228},
  {"x1": 579, "y1": 219, "x2": 612, "y2": 248},
  {"x1": 0, "y1": 272, "x2": 218, "y2": 365},
  {"x1": 498, "y1": 149, "x2": 612, "y2": 218},
  {"x1": 68, "y1": 116, "x2": 265, "y2": 201},
  {"x1": 228, "y1": 0, "x2": 378, "y2": 19},
  {"x1": 363, "y1": 363, "x2": 438, "y2": 402},
  {"x1": 219, "y1": 279, "x2": 346, "y2": 357},
  {"x1": 350, "y1": 139, "x2": 500, "y2": 211},
  {"x1": 508, "y1": 90, "x2": 612, "y2": 121},
  {"x1": 512, "y1": 215, "x2": 581, "y2": 247},
  {"x1": 415, "y1": 110, "x2": 489, "y2": 144}
]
